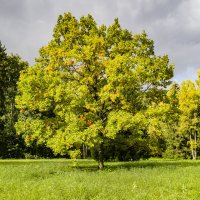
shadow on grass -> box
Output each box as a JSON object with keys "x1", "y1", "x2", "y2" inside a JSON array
[
  {"x1": 1, "y1": 158, "x2": 200, "y2": 172},
  {"x1": 72, "y1": 159, "x2": 200, "y2": 171}
]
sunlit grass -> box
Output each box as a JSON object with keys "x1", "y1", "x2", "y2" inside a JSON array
[{"x1": 1, "y1": 159, "x2": 200, "y2": 199}]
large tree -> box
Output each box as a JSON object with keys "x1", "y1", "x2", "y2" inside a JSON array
[{"x1": 16, "y1": 12, "x2": 173, "y2": 168}]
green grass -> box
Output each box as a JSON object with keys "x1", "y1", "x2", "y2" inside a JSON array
[{"x1": 1, "y1": 159, "x2": 200, "y2": 199}]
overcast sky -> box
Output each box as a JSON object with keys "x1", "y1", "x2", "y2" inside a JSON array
[{"x1": 1, "y1": 0, "x2": 200, "y2": 82}]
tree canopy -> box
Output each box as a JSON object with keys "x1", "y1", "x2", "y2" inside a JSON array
[{"x1": 15, "y1": 12, "x2": 174, "y2": 168}]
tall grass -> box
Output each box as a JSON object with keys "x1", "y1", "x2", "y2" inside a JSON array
[{"x1": 0, "y1": 159, "x2": 200, "y2": 199}]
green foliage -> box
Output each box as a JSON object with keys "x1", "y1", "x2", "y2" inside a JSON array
[
  {"x1": 0, "y1": 42, "x2": 28, "y2": 158},
  {"x1": 16, "y1": 12, "x2": 173, "y2": 164},
  {"x1": 178, "y1": 80, "x2": 200, "y2": 159},
  {"x1": 0, "y1": 12, "x2": 200, "y2": 161},
  {"x1": 146, "y1": 80, "x2": 200, "y2": 159},
  {"x1": 178, "y1": 80, "x2": 199, "y2": 132}
]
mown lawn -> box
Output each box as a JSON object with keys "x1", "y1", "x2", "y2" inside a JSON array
[{"x1": 0, "y1": 159, "x2": 200, "y2": 200}]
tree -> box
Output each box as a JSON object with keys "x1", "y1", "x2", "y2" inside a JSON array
[
  {"x1": 146, "y1": 83, "x2": 188, "y2": 158},
  {"x1": 178, "y1": 80, "x2": 200, "y2": 160},
  {"x1": 0, "y1": 42, "x2": 8, "y2": 156},
  {"x1": 16, "y1": 12, "x2": 173, "y2": 169},
  {"x1": 0, "y1": 42, "x2": 28, "y2": 158},
  {"x1": 163, "y1": 83, "x2": 185, "y2": 158}
]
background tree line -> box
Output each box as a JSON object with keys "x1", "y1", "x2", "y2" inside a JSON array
[
  {"x1": 0, "y1": 42, "x2": 57, "y2": 159},
  {"x1": 0, "y1": 12, "x2": 200, "y2": 168}
]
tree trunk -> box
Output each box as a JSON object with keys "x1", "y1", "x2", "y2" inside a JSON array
[
  {"x1": 82, "y1": 144, "x2": 87, "y2": 159},
  {"x1": 192, "y1": 150, "x2": 195, "y2": 160},
  {"x1": 190, "y1": 134, "x2": 194, "y2": 160},
  {"x1": 190, "y1": 133, "x2": 196, "y2": 160},
  {"x1": 98, "y1": 143, "x2": 104, "y2": 170},
  {"x1": 194, "y1": 131, "x2": 197, "y2": 160}
]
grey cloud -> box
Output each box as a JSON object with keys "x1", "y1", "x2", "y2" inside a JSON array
[
  {"x1": 0, "y1": 0, "x2": 200, "y2": 82},
  {"x1": 0, "y1": 0, "x2": 26, "y2": 20}
]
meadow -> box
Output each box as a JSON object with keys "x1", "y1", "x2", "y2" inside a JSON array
[{"x1": 0, "y1": 159, "x2": 200, "y2": 200}]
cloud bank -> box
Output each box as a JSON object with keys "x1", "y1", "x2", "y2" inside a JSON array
[{"x1": 1, "y1": 0, "x2": 200, "y2": 82}]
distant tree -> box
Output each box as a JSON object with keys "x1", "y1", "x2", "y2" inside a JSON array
[
  {"x1": 146, "y1": 83, "x2": 188, "y2": 158},
  {"x1": 178, "y1": 80, "x2": 200, "y2": 160},
  {"x1": 0, "y1": 42, "x2": 7, "y2": 156},
  {"x1": 163, "y1": 83, "x2": 185, "y2": 158},
  {"x1": 16, "y1": 12, "x2": 173, "y2": 169},
  {"x1": 0, "y1": 42, "x2": 28, "y2": 158}
]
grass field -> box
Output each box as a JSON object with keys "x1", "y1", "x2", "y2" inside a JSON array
[{"x1": 0, "y1": 159, "x2": 200, "y2": 200}]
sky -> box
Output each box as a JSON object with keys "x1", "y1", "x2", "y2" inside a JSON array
[{"x1": 1, "y1": 0, "x2": 200, "y2": 82}]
